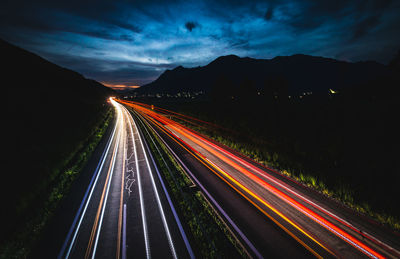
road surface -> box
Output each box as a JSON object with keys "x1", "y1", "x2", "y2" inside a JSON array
[
  {"x1": 58, "y1": 99, "x2": 192, "y2": 259},
  {"x1": 118, "y1": 99, "x2": 400, "y2": 259}
]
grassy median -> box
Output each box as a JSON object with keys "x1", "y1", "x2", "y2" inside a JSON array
[{"x1": 132, "y1": 109, "x2": 248, "y2": 258}]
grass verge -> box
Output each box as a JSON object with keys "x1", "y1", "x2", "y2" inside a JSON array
[
  {"x1": 133, "y1": 109, "x2": 249, "y2": 258},
  {"x1": 0, "y1": 108, "x2": 113, "y2": 259},
  {"x1": 171, "y1": 117, "x2": 400, "y2": 232}
]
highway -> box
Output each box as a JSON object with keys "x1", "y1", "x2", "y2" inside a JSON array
[
  {"x1": 58, "y1": 98, "x2": 192, "y2": 259},
  {"x1": 118, "y1": 99, "x2": 400, "y2": 259}
]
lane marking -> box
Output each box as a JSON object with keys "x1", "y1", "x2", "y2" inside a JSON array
[
  {"x1": 170, "y1": 124, "x2": 381, "y2": 258},
  {"x1": 117, "y1": 118, "x2": 127, "y2": 259},
  {"x1": 124, "y1": 106, "x2": 151, "y2": 259},
  {"x1": 135, "y1": 111, "x2": 195, "y2": 258},
  {"x1": 88, "y1": 105, "x2": 123, "y2": 259},
  {"x1": 166, "y1": 120, "x2": 333, "y2": 255},
  {"x1": 140, "y1": 109, "x2": 331, "y2": 258},
  {"x1": 132, "y1": 103, "x2": 384, "y2": 259},
  {"x1": 182, "y1": 124, "x2": 400, "y2": 257},
  {"x1": 129, "y1": 107, "x2": 178, "y2": 259},
  {"x1": 122, "y1": 204, "x2": 127, "y2": 259},
  {"x1": 60, "y1": 103, "x2": 119, "y2": 259},
  {"x1": 204, "y1": 157, "x2": 326, "y2": 259},
  {"x1": 138, "y1": 112, "x2": 263, "y2": 259},
  {"x1": 156, "y1": 112, "x2": 334, "y2": 257}
]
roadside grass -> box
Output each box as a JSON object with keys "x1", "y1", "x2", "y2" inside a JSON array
[
  {"x1": 133, "y1": 109, "x2": 249, "y2": 258},
  {"x1": 0, "y1": 108, "x2": 113, "y2": 259},
  {"x1": 171, "y1": 117, "x2": 400, "y2": 232}
]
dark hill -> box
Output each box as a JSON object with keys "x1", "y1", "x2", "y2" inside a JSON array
[
  {"x1": 2, "y1": 39, "x2": 113, "y2": 246},
  {"x1": 138, "y1": 54, "x2": 389, "y2": 97},
  {"x1": 135, "y1": 51, "x2": 400, "y2": 230},
  {"x1": 3, "y1": 39, "x2": 112, "y2": 105}
]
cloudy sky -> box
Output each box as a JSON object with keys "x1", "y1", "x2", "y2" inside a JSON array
[{"x1": 1, "y1": 0, "x2": 400, "y2": 89}]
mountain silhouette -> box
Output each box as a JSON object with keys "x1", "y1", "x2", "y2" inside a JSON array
[
  {"x1": 138, "y1": 54, "x2": 390, "y2": 97},
  {"x1": 2, "y1": 38, "x2": 113, "y2": 244},
  {"x1": 3, "y1": 39, "x2": 112, "y2": 104}
]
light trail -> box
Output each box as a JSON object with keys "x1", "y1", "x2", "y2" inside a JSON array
[
  {"x1": 119, "y1": 99, "x2": 388, "y2": 259},
  {"x1": 116, "y1": 113, "x2": 126, "y2": 259},
  {"x1": 185, "y1": 129, "x2": 400, "y2": 255},
  {"x1": 122, "y1": 204, "x2": 127, "y2": 259},
  {"x1": 91, "y1": 117, "x2": 121, "y2": 259},
  {"x1": 126, "y1": 100, "x2": 223, "y2": 129},
  {"x1": 135, "y1": 110, "x2": 262, "y2": 258},
  {"x1": 171, "y1": 119, "x2": 382, "y2": 258},
  {"x1": 167, "y1": 120, "x2": 386, "y2": 258},
  {"x1": 123, "y1": 104, "x2": 151, "y2": 259},
  {"x1": 129, "y1": 106, "x2": 178, "y2": 259},
  {"x1": 59, "y1": 98, "x2": 190, "y2": 259},
  {"x1": 133, "y1": 108, "x2": 326, "y2": 258},
  {"x1": 87, "y1": 100, "x2": 123, "y2": 259},
  {"x1": 150, "y1": 103, "x2": 400, "y2": 258},
  {"x1": 134, "y1": 110, "x2": 195, "y2": 259},
  {"x1": 59, "y1": 98, "x2": 120, "y2": 259}
]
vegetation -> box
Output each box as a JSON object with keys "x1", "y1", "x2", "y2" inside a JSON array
[
  {"x1": 131, "y1": 86, "x2": 400, "y2": 233},
  {"x1": 133, "y1": 109, "x2": 248, "y2": 258},
  {"x1": 0, "y1": 108, "x2": 113, "y2": 258},
  {"x1": 128, "y1": 47, "x2": 400, "y2": 234},
  {"x1": 176, "y1": 121, "x2": 400, "y2": 231},
  {"x1": 2, "y1": 38, "x2": 114, "y2": 258}
]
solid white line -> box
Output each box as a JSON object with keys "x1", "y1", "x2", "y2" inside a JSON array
[
  {"x1": 184, "y1": 127, "x2": 400, "y2": 257},
  {"x1": 132, "y1": 113, "x2": 178, "y2": 259},
  {"x1": 147, "y1": 120, "x2": 263, "y2": 258},
  {"x1": 122, "y1": 204, "x2": 127, "y2": 259},
  {"x1": 123, "y1": 106, "x2": 151, "y2": 259},
  {"x1": 135, "y1": 112, "x2": 195, "y2": 258},
  {"x1": 61, "y1": 103, "x2": 119, "y2": 259},
  {"x1": 91, "y1": 105, "x2": 123, "y2": 259}
]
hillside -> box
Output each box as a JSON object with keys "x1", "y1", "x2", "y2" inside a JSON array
[
  {"x1": 2, "y1": 39, "x2": 114, "y2": 246},
  {"x1": 133, "y1": 51, "x2": 400, "y2": 229},
  {"x1": 138, "y1": 54, "x2": 390, "y2": 97}
]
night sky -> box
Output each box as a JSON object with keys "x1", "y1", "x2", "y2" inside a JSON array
[{"x1": 1, "y1": 0, "x2": 400, "y2": 89}]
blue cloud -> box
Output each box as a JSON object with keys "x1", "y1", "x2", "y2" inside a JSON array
[{"x1": 1, "y1": 0, "x2": 400, "y2": 87}]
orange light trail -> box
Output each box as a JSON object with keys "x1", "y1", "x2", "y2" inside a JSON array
[
  {"x1": 117, "y1": 99, "x2": 385, "y2": 259},
  {"x1": 139, "y1": 111, "x2": 330, "y2": 258},
  {"x1": 124, "y1": 100, "x2": 233, "y2": 132}
]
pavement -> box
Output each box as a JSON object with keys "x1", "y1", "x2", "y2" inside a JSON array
[
  {"x1": 122, "y1": 99, "x2": 400, "y2": 259},
  {"x1": 49, "y1": 99, "x2": 191, "y2": 259}
]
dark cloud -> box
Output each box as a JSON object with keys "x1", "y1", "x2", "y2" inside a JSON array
[
  {"x1": 275, "y1": 0, "x2": 393, "y2": 33},
  {"x1": 185, "y1": 21, "x2": 198, "y2": 32},
  {"x1": 264, "y1": 6, "x2": 274, "y2": 21},
  {"x1": 2, "y1": 0, "x2": 400, "y2": 86},
  {"x1": 119, "y1": 34, "x2": 134, "y2": 42},
  {"x1": 352, "y1": 15, "x2": 380, "y2": 40},
  {"x1": 346, "y1": 0, "x2": 393, "y2": 41}
]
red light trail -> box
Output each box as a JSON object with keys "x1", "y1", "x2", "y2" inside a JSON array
[{"x1": 117, "y1": 99, "x2": 390, "y2": 259}]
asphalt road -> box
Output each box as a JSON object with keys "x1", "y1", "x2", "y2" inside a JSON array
[
  {"x1": 133, "y1": 109, "x2": 315, "y2": 258},
  {"x1": 57, "y1": 99, "x2": 191, "y2": 259},
  {"x1": 121, "y1": 99, "x2": 400, "y2": 259}
]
